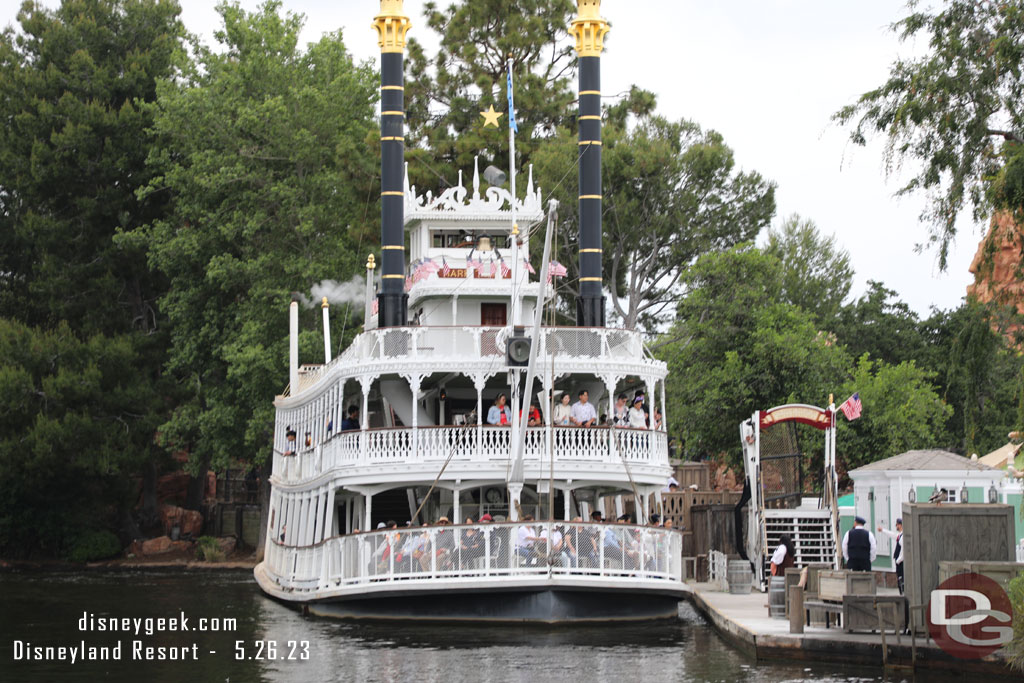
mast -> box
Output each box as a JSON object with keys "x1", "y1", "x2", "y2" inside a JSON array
[
  {"x1": 373, "y1": 0, "x2": 412, "y2": 327},
  {"x1": 571, "y1": 0, "x2": 609, "y2": 327}
]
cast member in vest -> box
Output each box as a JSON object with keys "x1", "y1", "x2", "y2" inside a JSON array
[
  {"x1": 878, "y1": 518, "x2": 904, "y2": 594},
  {"x1": 769, "y1": 534, "x2": 796, "y2": 576},
  {"x1": 842, "y1": 516, "x2": 877, "y2": 571}
]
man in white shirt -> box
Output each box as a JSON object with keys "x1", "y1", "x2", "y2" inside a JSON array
[
  {"x1": 878, "y1": 518, "x2": 904, "y2": 594},
  {"x1": 570, "y1": 390, "x2": 597, "y2": 427},
  {"x1": 516, "y1": 515, "x2": 541, "y2": 563},
  {"x1": 842, "y1": 516, "x2": 877, "y2": 571},
  {"x1": 538, "y1": 525, "x2": 567, "y2": 567}
]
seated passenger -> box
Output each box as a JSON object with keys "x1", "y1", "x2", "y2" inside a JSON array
[{"x1": 515, "y1": 514, "x2": 541, "y2": 563}]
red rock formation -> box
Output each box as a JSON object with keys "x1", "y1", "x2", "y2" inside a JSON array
[{"x1": 968, "y1": 211, "x2": 1024, "y2": 319}]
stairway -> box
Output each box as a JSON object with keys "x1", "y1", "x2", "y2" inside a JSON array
[{"x1": 760, "y1": 509, "x2": 838, "y2": 589}]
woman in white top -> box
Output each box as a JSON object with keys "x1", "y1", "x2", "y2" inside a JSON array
[
  {"x1": 552, "y1": 392, "x2": 571, "y2": 425},
  {"x1": 628, "y1": 396, "x2": 647, "y2": 428}
]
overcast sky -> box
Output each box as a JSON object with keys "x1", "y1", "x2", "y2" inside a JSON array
[{"x1": 5, "y1": 1, "x2": 980, "y2": 316}]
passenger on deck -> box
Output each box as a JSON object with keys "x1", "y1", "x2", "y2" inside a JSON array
[
  {"x1": 580, "y1": 511, "x2": 603, "y2": 567},
  {"x1": 460, "y1": 518, "x2": 484, "y2": 567},
  {"x1": 539, "y1": 524, "x2": 568, "y2": 567},
  {"x1": 516, "y1": 514, "x2": 541, "y2": 563},
  {"x1": 487, "y1": 393, "x2": 511, "y2": 425},
  {"x1": 770, "y1": 534, "x2": 796, "y2": 576},
  {"x1": 340, "y1": 406, "x2": 360, "y2": 431},
  {"x1": 570, "y1": 390, "x2": 597, "y2": 427},
  {"x1": 553, "y1": 392, "x2": 571, "y2": 425},
  {"x1": 613, "y1": 393, "x2": 629, "y2": 426},
  {"x1": 628, "y1": 396, "x2": 647, "y2": 428},
  {"x1": 524, "y1": 402, "x2": 542, "y2": 426},
  {"x1": 284, "y1": 426, "x2": 296, "y2": 455}
]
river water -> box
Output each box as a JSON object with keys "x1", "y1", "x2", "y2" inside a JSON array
[{"x1": 0, "y1": 570, "x2": 969, "y2": 682}]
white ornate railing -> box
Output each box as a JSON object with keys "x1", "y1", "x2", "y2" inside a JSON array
[
  {"x1": 295, "y1": 326, "x2": 652, "y2": 390},
  {"x1": 273, "y1": 425, "x2": 668, "y2": 483},
  {"x1": 263, "y1": 521, "x2": 683, "y2": 593}
]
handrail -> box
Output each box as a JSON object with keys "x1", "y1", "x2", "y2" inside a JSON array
[{"x1": 262, "y1": 520, "x2": 685, "y2": 591}]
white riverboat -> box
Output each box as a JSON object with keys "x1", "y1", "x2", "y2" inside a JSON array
[{"x1": 254, "y1": 0, "x2": 687, "y2": 621}]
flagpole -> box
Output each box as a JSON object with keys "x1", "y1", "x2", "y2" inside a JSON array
[
  {"x1": 506, "y1": 55, "x2": 523, "y2": 515},
  {"x1": 507, "y1": 55, "x2": 519, "y2": 328}
]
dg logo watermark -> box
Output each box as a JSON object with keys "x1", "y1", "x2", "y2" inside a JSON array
[{"x1": 927, "y1": 572, "x2": 1014, "y2": 659}]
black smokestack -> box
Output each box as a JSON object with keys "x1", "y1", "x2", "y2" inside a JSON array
[
  {"x1": 373, "y1": 1, "x2": 411, "y2": 327},
  {"x1": 571, "y1": 1, "x2": 608, "y2": 327}
]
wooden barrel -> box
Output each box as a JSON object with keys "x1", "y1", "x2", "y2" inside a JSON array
[
  {"x1": 768, "y1": 576, "x2": 786, "y2": 618},
  {"x1": 727, "y1": 560, "x2": 752, "y2": 594}
]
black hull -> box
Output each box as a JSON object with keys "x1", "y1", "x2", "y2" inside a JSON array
[{"x1": 292, "y1": 586, "x2": 683, "y2": 623}]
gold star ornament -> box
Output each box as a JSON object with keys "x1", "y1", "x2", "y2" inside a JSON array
[{"x1": 480, "y1": 105, "x2": 503, "y2": 128}]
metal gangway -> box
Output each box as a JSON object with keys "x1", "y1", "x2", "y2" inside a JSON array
[{"x1": 739, "y1": 402, "x2": 842, "y2": 590}]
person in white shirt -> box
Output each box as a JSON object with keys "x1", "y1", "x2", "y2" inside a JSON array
[
  {"x1": 628, "y1": 395, "x2": 647, "y2": 428},
  {"x1": 538, "y1": 525, "x2": 567, "y2": 567},
  {"x1": 878, "y1": 517, "x2": 904, "y2": 594},
  {"x1": 570, "y1": 390, "x2": 597, "y2": 427},
  {"x1": 842, "y1": 516, "x2": 877, "y2": 571},
  {"x1": 552, "y1": 392, "x2": 571, "y2": 425},
  {"x1": 516, "y1": 515, "x2": 541, "y2": 562}
]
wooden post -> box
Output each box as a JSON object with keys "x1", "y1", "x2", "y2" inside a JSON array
[{"x1": 788, "y1": 585, "x2": 804, "y2": 634}]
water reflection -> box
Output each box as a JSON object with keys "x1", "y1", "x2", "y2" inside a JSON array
[{"x1": 0, "y1": 571, "x2": 960, "y2": 682}]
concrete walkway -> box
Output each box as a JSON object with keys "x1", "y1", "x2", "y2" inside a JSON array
[{"x1": 683, "y1": 582, "x2": 1016, "y2": 677}]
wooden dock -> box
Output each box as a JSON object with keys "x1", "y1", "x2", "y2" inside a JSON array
[{"x1": 683, "y1": 583, "x2": 1018, "y2": 677}]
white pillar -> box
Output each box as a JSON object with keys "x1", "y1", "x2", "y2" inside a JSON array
[
  {"x1": 364, "y1": 493, "x2": 373, "y2": 531},
  {"x1": 408, "y1": 374, "x2": 421, "y2": 457},
  {"x1": 474, "y1": 375, "x2": 485, "y2": 460},
  {"x1": 289, "y1": 301, "x2": 299, "y2": 394},
  {"x1": 365, "y1": 254, "x2": 375, "y2": 324},
  {"x1": 660, "y1": 379, "x2": 667, "y2": 432},
  {"x1": 453, "y1": 488, "x2": 461, "y2": 523},
  {"x1": 508, "y1": 483, "x2": 523, "y2": 521},
  {"x1": 563, "y1": 487, "x2": 571, "y2": 520},
  {"x1": 321, "y1": 298, "x2": 332, "y2": 364}
]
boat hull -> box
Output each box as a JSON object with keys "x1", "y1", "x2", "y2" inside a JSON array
[{"x1": 301, "y1": 586, "x2": 681, "y2": 623}]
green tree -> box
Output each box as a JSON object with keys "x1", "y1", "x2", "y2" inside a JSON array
[
  {"x1": 0, "y1": 319, "x2": 165, "y2": 557},
  {"x1": 404, "y1": 0, "x2": 576, "y2": 175},
  {"x1": 657, "y1": 245, "x2": 850, "y2": 466},
  {"x1": 765, "y1": 214, "x2": 853, "y2": 325},
  {"x1": 836, "y1": 355, "x2": 952, "y2": 470},
  {"x1": 0, "y1": 0, "x2": 185, "y2": 334},
  {"x1": 128, "y1": 1, "x2": 378, "y2": 482},
  {"x1": 938, "y1": 301, "x2": 1024, "y2": 455},
  {"x1": 832, "y1": 281, "x2": 928, "y2": 367},
  {"x1": 0, "y1": 0, "x2": 186, "y2": 555},
  {"x1": 533, "y1": 92, "x2": 776, "y2": 331},
  {"x1": 833, "y1": 0, "x2": 1024, "y2": 269}
]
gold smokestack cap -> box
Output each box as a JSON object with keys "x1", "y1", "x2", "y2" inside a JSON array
[
  {"x1": 321, "y1": 296, "x2": 329, "y2": 309},
  {"x1": 373, "y1": 1, "x2": 412, "y2": 53},
  {"x1": 571, "y1": 0, "x2": 609, "y2": 57}
]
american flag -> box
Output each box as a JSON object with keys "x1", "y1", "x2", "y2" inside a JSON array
[
  {"x1": 440, "y1": 258, "x2": 451, "y2": 277},
  {"x1": 546, "y1": 260, "x2": 568, "y2": 283},
  {"x1": 404, "y1": 276, "x2": 412, "y2": 292},
  {"x1": 839, "y1": 392, "x2": 862, "y2": 421},
  {"x1": 523, "y1": 258, "x2": 535, "y2": 274},
  {"x1": 500, "y1": 259, "x2": 511, "y2": 278},
  {"x1": 488, "y1": 260, "x2": 498, "y2": 277}
]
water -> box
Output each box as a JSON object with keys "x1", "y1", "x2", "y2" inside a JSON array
[{"x1": 0, "y1": 570, "x2": 971, "y2": 682}]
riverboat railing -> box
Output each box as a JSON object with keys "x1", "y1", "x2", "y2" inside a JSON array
[
  {"x1": 295, "y1": 326, "x2": 651, "y2": 390},
  {"x1": 273, "y1": 425, "x2": 668, "y2": 483},
  {"x1": 263, "y1": 521, "x2": 683, "y2": 593}
]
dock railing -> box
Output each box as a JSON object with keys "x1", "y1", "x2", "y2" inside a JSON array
[{"x1": 263, "y1": 521, "x2": 683, "y2": 594}]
